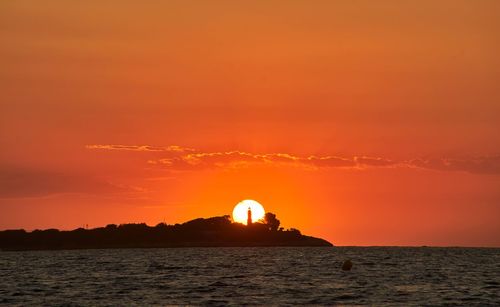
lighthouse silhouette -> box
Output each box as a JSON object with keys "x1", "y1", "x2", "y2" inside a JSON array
[{"x1": 247, "y1": 207, "x2": 252, "y2": 225}]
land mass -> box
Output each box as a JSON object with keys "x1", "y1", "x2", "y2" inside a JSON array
[{"x1": 0, "y1": 215, "x2": 333, "y2": 251}]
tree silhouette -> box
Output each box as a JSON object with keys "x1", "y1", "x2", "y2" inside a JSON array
[
  {"x1": 0, "y1": 213, "x2": 333, "y2": 250},
  {"x1": 264, "y1": 212, "x2": 280, "y2": 231}
]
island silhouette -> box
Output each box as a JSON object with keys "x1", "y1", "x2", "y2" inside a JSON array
[{"x1": 0, "y1": 212, "x2": 332, "y2": 251}]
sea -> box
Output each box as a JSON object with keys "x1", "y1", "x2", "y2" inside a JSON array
[{"x1": 1, "y1": 247, "x2": 499, "y2": 306}]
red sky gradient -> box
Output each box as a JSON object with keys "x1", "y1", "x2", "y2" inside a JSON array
[{"x1": 1, "y1": 1, "x2": 499, "y2": 246}]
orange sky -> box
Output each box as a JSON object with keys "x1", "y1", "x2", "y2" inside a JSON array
[{"x1": 1, "y1": 1, "x2": 499, "y2": 246}]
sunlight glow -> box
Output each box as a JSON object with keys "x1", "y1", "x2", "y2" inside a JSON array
[{"x1": 232, "y1": 200, "x2": 265, "y2": 225}]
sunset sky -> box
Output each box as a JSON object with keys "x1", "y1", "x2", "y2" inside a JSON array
[{"x1": 1, "y1": 1, "x2": 499, "y2": 246}]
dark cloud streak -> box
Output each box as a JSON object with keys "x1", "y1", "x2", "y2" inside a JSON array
[{"x1": 0, "y1": 167, "x2": 128, "y2": 199}]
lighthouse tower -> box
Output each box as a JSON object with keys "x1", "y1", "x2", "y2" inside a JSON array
[{"x1": 247, "y1": 207, "x2": 252, "y2": 225}]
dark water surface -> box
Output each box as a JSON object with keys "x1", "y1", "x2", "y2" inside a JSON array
[{"x1": 1, "y1": 247, "x2": 499, "y2": 306}]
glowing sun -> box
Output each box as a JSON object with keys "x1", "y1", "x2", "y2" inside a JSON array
[{"x1": 232, "y1": 199, "x2": 265, "y2": 225}]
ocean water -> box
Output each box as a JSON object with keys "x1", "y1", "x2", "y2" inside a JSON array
[{"x1": 0, "y1": 247, "x2": 499, "y2": 306}]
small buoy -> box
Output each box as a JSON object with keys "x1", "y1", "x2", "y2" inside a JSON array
[{"x1": 342, "y1": 259, "x2": 353, "y2": 271}]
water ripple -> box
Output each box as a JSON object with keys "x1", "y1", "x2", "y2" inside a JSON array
[{"x1": 0, "y1": 247, "x2": 499, "y2": 305}]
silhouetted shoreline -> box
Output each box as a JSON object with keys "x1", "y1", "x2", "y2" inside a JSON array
[{"x1": 0, "y1": 215, "x2": 333, "y2": 251}]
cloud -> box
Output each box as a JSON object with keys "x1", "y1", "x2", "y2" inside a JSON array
[
  {"x1": 147, "y1": 152, "x2": 266, "y2": 170},
  {"x1": 0, "y1": 167, "x2": 132, "y2": 199},
  {"x1": 85, "y1": 144, "x2": 194, "y2": 152},
  {"x1": 355, "y1": 156, "x2": 396, "y2": 167},
  {"x1": 305, "y1": 156, "x2": 357, "y2": 168},
  {"x1": 148, "y1": 152, "x2": 389, "y2": 171},
  {"x1": 407, "y1": 156, "x2": 500, "y2": 175},
  {"x1": 87, "y1": 144, "x2": 500, "y2": 175}
]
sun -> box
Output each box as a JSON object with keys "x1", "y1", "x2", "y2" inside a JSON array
[{"x1": 232, "y1": 199, "x2": 266, "y2": 225}]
